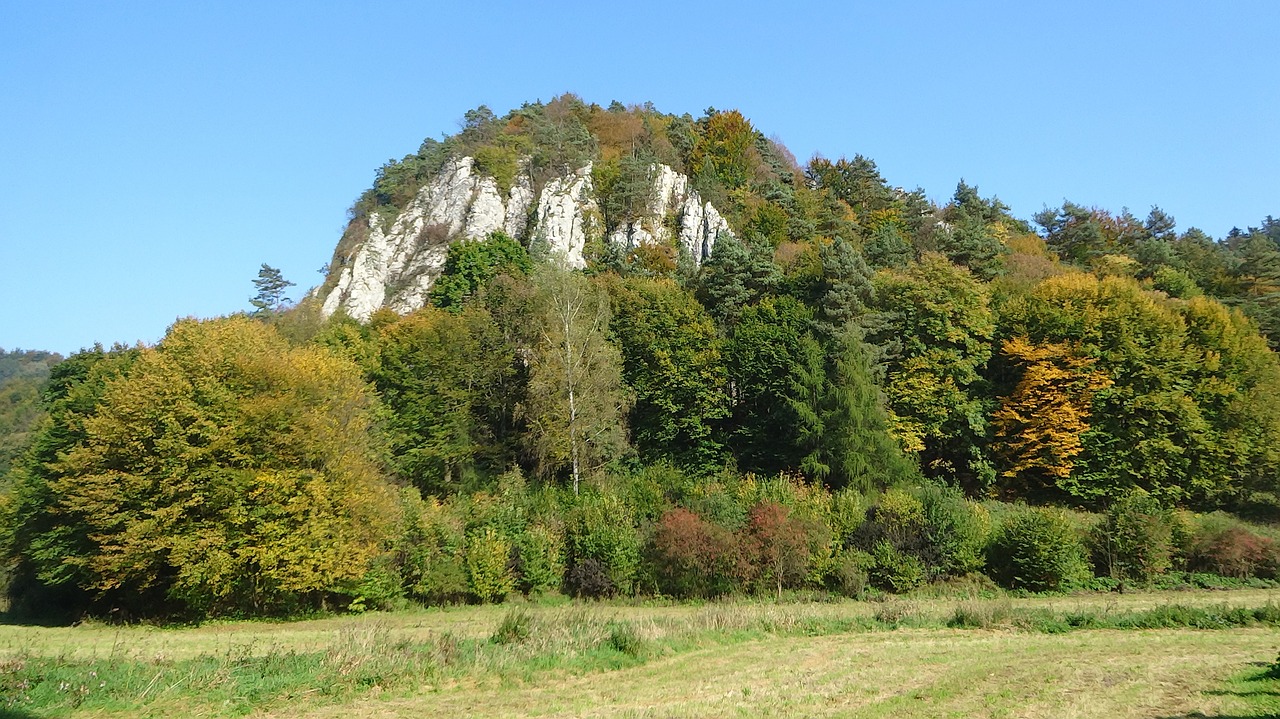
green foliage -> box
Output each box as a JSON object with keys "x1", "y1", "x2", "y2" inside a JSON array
[
  {"x1": 725, "y1": 296, "x2": 823, "y2": 475},
  {"x1": 869, "y1": 541, "x2": 926, "y2": 593},
  {"x1": 605, "y1": 277, "x2": 730, "y2": 471},
  {"x1": 800, "y1": 326, "x2": 918, "y2": 492},
  {"x1": 371, "y1": 306, "x2": 517, "y2": 494},
  {"x1": 521, "y1": 265, "x2": 630, "y2": 492},
  {"x1": 513, "y1": 522, "x2": 565, "y2": 595},
  {"x1": 986, "y1": 506, "x2": 1091, "y2": 592},
  {"x1": 466, "y1": 527, "x2": 514, "y2": 603},
  {"x1": 0, "y1": 348, "x2": 61, "y2": 478},
  {"x1": 429, "y1": 232, "x2": 532, "y2": 312},
  {"x1": 999, "y1": 272, "x2": 1280, "y2": 508},
  {"x1": 565, "y1": 492, "x2": 641, "y2": 595},
  {"x1": 1093, "y1": 489, "x2": 1175, "y2": 584},
  {"x1": 870, "y1": 253, "x2": 996, "y2": 489},
  {"x1": 250, "y1": 264, "x2": 295, "y2": 314}
]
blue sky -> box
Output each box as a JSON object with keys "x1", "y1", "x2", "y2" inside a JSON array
[{"x1": 2, "y1": 1, "x2": 1277, "y2": 355}]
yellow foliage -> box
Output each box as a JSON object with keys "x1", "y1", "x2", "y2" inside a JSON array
[{"x1": 992, "y1": 336, "x2": 1112, "y2": 492}]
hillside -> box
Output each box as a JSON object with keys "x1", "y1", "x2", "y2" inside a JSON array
[{"x1": 4, "y1": 95, "x2": 1280, "y2": 620}]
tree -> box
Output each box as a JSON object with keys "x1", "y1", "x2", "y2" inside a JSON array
[
  {"x1": 371, "y1": 306, "x2": 517, "y2": 494},
  {"x1": 250, "y1": 264, "x2": 295, "y2": 314},
  {"x1": 869, "y1": 254, "x2": 996, "y2": 490},
  {"x1": 605, "y1": 277, "x2": 729, "y2": 471},
  {"x1": 695, "y1": 234, "x2": 781, "y2": 328},
  {"x1": 428, "y1": 231, "x2": 532, "y2": 312},
  {"x1": 520, "y1": 264, "x2": 630, "y2": 493},
  {"x1": 4, "y1": 318, "x2": 397, "y2": 618},
  {"x1": 726, "y1": 295, "x2": 824, "y2": 475},
  {"x1": 935, "y1": 181, "x2": 1010, "y2": 281},
  {"x1": 992, "y1": 337, "x2": 1112, "y2": 500},
  {"x1": 800, "y1": 326, "x2": 918, "y2": 492}
]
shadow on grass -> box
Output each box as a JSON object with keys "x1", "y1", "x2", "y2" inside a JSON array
[{"x1": 0, "y1": 710, "x2": 49, "y2": 719}]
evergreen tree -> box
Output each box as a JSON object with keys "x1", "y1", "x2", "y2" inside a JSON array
[{"x1": 250, "y1": 264, "x2": 295, "y2": 314}]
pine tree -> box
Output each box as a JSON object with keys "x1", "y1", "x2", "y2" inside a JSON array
[{"x1": 250, "y1": 264, "x2": 295, "y2": 314}]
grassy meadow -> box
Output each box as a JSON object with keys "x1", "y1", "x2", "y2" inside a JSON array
[{"x1": 3, "y1": 588, "x2": 1280, "y2": 718}]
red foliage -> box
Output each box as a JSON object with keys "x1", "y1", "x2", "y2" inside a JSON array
[
  {"x1": 651, "y1": 509, "x2": 741, "y2": 597},
  {"x1": 1191, "y1": 526, "x2": 1278, "y2": 579},
  {"x1": 743, "y1": 502, "x2": 820, "y2": 596}
]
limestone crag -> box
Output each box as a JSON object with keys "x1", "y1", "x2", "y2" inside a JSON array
[
  {"x1": 534, "y1": 164, "x2": 600, "y2": 269},
  {"x1": 320, "y1": 158, "x2": 732, "y2": 320},
  {"x1": 604, "y1": 164, "x2": 732, "y2": 262}
]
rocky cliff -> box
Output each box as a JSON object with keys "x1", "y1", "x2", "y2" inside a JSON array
[{"x1": 319, "y1": 157, "x2": 732, "y2": 321}]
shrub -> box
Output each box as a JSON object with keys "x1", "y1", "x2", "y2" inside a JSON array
[
  {"x1": 853, "y1": 485, "x2": 987, "y2": 590},
  {"x1": 492, "y1": 608, "x2": 533, "y2": 644},
  {"x1": 564, "y1": 558, "x2": 614, "y2": 599},
  {"x1": 917, "y1": 484, "x2": 989, "y2": 577},
  {"x1": 650, "y1": 508, "x2": 741, "y2": 598},
  {"x1": 825, "y1": 549, "x2": 871, "y2": 598},
  {"x1": 987, "y1": 506, "x2": 1090, "y2": 592},
  {"x1": 565, "y1": 494, "x2": 642, "y2": 594},
  {"x1": 397, "y1": 489, "x2": 468, "y2": 605},
  {"x1": 1188, "y1": 513, "x2": 1279, "y2": 579},
  {"x1": 868, "y1": 541, "x2": 926, "y2": 593},
  {"x1": 742, "y1": 502, "x2": 820, "y2": 597},
  {"x1": 466, "y1": 528, "x2": 514, "y2": 603},
  {"x1": 1093, "y1": 489, "x2": 1174, "y2": 584},
  {"x1": 604, "y1": 621, "x2": 648, "y2": 657},
  {"x1": 514, "y1": 523, "x2": 565, "y2": 595}
]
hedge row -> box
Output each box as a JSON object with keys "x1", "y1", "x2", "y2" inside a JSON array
[{"x1": 359, "y1": 468, "x2": 1280, "y2": 607}]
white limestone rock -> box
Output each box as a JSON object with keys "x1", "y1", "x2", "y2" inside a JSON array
[
  {"x1": 534, "y1": 164, "x2": 599, "y2": 269},
  {"x1": 320, "y1": 158, "x2": 732, "y2": 321},
  {"x1": 603, "y1": 163, "x2": 729, "y2": 265},
  {"x1": 504, "y1": 163, "x2": 535, "y2": 240}
]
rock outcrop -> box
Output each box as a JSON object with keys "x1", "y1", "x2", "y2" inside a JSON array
[{"x1": 320, "y1": 158, "x2": 732, "y2": 321}]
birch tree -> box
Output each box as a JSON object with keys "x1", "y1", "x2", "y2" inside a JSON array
[{"x1": 521, "y1": 263, "x2": 629, "y2": 493}]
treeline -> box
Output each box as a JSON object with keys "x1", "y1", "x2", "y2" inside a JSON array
[{"x1": 4, "y1": 96, "x2": 1280, "y2": 619}]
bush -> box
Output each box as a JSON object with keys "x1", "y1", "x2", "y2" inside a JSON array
[
  {"x1": 868, "y1": 541, "x2": 926, "y2": 593},
  {"x1": 565, "y1": 494, "x2": 642, "y2": 595},
  {"x1": 1093, "y1": 489, "x2": 1174, "y2": 584},
  {"x1": 492, "y1": 608, "x2": 533, "y2": 644},
  {"x1": 650, "y1": 508, "x2": 741, "y2": 598},
  {"x1": 466, "y1": 528, "x2": 514, "y2": 603},
  {"x1": 742, "y1": 502, "x2": 821, "y2": 597},
  {"x1": 917, "y1": 484, "x2": 989, "y2": 577},
  {"x1": 564, "y1": 558, "x2": 614, "y2": 599},
  {"x1": 1188, "y1": 513, "x2": 1280, "y2": 579},
  {"x1": 853, "y1": 485, "x2": 987, "y2": 590},
  {"x1": 514, "y1": 523, "x2": 565, "y2": 595},
  {"x1": 987, "y1": 506, "x2": 1090, "y2": 592}
]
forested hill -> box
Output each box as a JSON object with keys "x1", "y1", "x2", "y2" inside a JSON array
[
  {"x1": 311, "y1": 94, "x2": 1280, "y2": 508},
  {"x1": 4, "y1": 95, "x2": 1280, "y2": 619}
]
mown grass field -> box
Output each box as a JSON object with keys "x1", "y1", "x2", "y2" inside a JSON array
[{"x1": 2, "y1": 588, "x2": 1279, "y2": 718}]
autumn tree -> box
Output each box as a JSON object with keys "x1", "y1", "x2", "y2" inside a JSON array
[
  {"x1": 4, "y1": 318, "x2": 396, "y2": 618},
  {"x1": 521, "y1": 264, "x2": 630, "y2": 493},
  {"x1": 992, "y1": 337, "x2": 1112, "y2": 501}
]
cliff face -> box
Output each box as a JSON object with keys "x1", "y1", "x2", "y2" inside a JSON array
[{"x1": 319, "y1": 157, "x2": 732, "y2": 321}]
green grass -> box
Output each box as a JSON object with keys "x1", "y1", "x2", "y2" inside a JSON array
[{"x1": 2, "y1": 588, "x2": 1279, "y2": 717}]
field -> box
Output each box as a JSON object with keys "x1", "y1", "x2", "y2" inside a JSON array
[{"x1": 3, "y1": 588, "x2": 1279, "y2": 718}]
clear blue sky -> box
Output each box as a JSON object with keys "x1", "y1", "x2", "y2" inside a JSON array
[{"x1": 2, "y1": 1, "x2": 1277, "y2": 355}]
